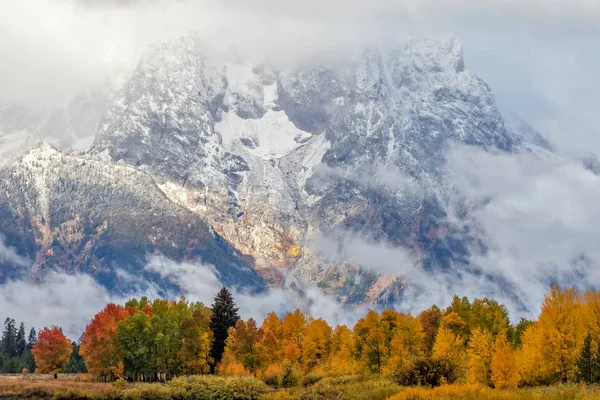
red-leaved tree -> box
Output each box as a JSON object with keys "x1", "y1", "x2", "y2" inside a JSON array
[
  {"x1": 31, "y1": 326, "x2": 72, "y2": 378},
  {"x1": 80, "y1": 303, "x2": 135, "y2": 380}
]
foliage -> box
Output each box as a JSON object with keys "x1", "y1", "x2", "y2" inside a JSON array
[
  {"x1": 32, "y1": 326, "x2": 72, "y2": 376},
  {"x1": 491, "y1": 330, "x2": 519, "y2": 389}
]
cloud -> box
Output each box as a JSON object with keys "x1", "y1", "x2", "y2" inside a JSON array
[
  {"x1": 0, "y1": 272, "x2": 137, "y2": 340},
  {"x1": 1, "y1": 0, "x2": 598, "y2": 116},
  {"x1": 0, "y1": 235, "x2": 30, "y2": 267},
  {"x1": 310, "y1": 231, "x2": 417, "y2": 276},
  {"x1": 145, "y1": 255, "x2": 367, "y2": 327},
  {"x1": 305, "y1": 145, "x2": 600, "y2": 322},
  {"x1": 439, "y1": 145, "x2": 600, "y2": 318}
]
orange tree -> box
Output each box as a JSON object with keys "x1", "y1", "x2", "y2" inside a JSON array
[{"x1": 32, "y1": 326, "x2": 72, "y2": 378}]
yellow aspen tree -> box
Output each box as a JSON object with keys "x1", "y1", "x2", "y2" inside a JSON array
[
  {"x1": 302, "y1": 318, "x2": 332, "y2": 371},
  {"x1": 217, "y1": 327, "x2": 251, "y2": 376},
  {"x1": 518, "y1": 322, "x2": 545, "y2": 385},
  {"x1": 282, "y1": 309, "x2": 308, "y2": 349},
  {"x1": 380, "y1": 309, "x2": 401, "y2": 348},
  {"x1": 466, "y1": 327, "x2": 494, "y2": 385},
  {"x1": 432, "y1": 312, "x2": 468, "y2": 382},
  {"x1": 491, "y1": 330, "x2": 519, "y2": 389},
  {"x1": 354, "y1": 310, "x2": 388, "y2": 373},
  {"x1": 583, "y1": 290, "x2": 600, "y2": 349},
  {"x1": 537, "y1": 286, "x2": 586, "y2": 383},
  {"x1": 382, "y1": 331, "x2": 410, "y2": 378},
  {"x1": 328, "y1": 325, "x2": 360, "y2": 376},
  {"x1": 259, "y1": 312, "x2": 283, "y2": 366},
  {"x1": 396, "y1": 313, "x2": 426, "y2": 361}
]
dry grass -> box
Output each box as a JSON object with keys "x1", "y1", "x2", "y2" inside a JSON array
[
  {"x1": 0, "y1": 374, "x2": 118, "y2": 399},
  {"x1": 4, "y1": 374, "x2": 600, "y2": 400},
  {"x1": 390, "y1": 383, "x2": 600, "y2": 400}
]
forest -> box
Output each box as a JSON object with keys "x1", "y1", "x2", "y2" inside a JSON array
[{"x1": 5, "y1": 285, "x2": 600, "y2": 399}]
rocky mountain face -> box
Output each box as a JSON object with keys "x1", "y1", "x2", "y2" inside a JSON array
[
  {"x1": 85, "y1": 33, "x2": 525, "y2": 304},
  {"x1": 0, "y1": 142, "x2": 265, "y2": 293}
]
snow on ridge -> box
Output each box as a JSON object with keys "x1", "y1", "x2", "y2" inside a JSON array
[{"x1": 216, "y1": 83, "x2": 312, "y2": 160}]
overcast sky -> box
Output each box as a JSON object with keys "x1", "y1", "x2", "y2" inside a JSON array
[{"x1": 1, "y1": 0, "x2": 598, "y2": 156}]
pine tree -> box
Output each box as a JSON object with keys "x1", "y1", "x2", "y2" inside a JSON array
[
  {"x1": 2, "y1": 318, "x2": 17, "y2": 357},
  {"x1": 27, "y1": 328, "x2": 37, "y2": 350},
  {"x1": 16, "y1": 323, "x2": 26, "y2": 357},
  {"x1": 209, "y1": 287, "x2": 240, "y2": 372},
  {"x1": 575, "y1": 333, "x2": 595, "y2": 384}
]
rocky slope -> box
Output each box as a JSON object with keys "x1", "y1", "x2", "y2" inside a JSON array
[
  {"x1": 0, "y1": 142, "x2": 265, "y2": 294},
  {"x1": 89, "y1": 33, "x2": 524, "y2": 304}
]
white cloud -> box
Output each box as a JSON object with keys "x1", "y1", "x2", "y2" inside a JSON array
[
  {"x1": 440, "y1": 145, "x2": 600, "y2": 319},
  {"x1": 0, "y1": 272, "x2": 136, "y2": 340},
  {"x1": 144, "y1": 255, "x2": 367, "y2": 327},
  {"x1": 0, "y1": 235, "x2": 30, "y2": 267}
]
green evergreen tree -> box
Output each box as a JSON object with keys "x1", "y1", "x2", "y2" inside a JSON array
[
  {"x1": 66, "y1": 342, "x2": 87, "y2": 373},
  {"x1": 27, "y1": 327, "x2": 37, "y2": 350},
  {"x1": 575, "y1": 333, "x2": 595, "y2": 384},
  {"x1": 20, "y1": 348, "x2": 36, "y2": 373},
  {"x1": 209, "y1": 287, "x2": 239, "y2": 372},
  {"x1": 2, "y1": 318, "x2": 17, "y2": 357},
  {"x1": 16, "y1": 322, "x2": 26, "y2": 357}
]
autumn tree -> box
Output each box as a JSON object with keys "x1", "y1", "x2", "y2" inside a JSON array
[
  {"x1": 178, "y1": 303, "x2": 213, "y2": 375},
  {"x1": 32, "y1": 326, "x2": 72, "y2": 378},
  {"x1": 209, "y1": 287, "x2": 240, "y2": 371},
  {"x1": 491, "y1": 330, "x2": 519, "y2": 389},
  {"x1": 219, "y1": 318, "x2": 263, "y2": 375},
  {"x1": 259, "y1": 312, "x2": 283, "y2": 367},
  {"x1": 302, "y1": 318, "x2": 332, "y2": 371},
  {"x1": 328, "y1": 325, "x2": 360, "y2": 376},
  {"x1": 354, "y1": 310, "x2": 388, "y2": 373},
  {"x1": 282, "y1": 309, "x2": 308, "y2": 348},
  {"x1": 281, "y1": 309, "x2": 308, "y2": 366},
  {"x1": 80, "y1": 303, "x2": 134, "y2": 380},
  {"x1": 519, "y1": 286, "x2": 586, "y2": 384},
  {"x1": 419, "y1": 305, "x2": 442, "y2": 354},
  {"x1": 466, "y1": 327, "x2": 494, "y2": 385},
  {"x1": 432, "y1": 312, "x2": 468, "y2": 382}
]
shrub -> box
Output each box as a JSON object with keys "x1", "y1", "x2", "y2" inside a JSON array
[
  {"x1": 279, "y1": 360, "x2": 299, "y2": 388},
  {"x1": 262, "y1": 365, "x2": 282, "y2": 387},
  {"x1": 122, "y1": 384, "x2": 173, "y2": 400},
  {"x1": 168, "y1": 375, "x2": 268, "y2": 400},
  {"x1": 296, "y1": 375, "x2": 400, "y2": 400},
  {"x1": 301, "y1": 372, "x2": 325, "y2": 387}
]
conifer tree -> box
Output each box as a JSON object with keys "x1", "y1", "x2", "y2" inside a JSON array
[
  {"x1": 209, "y1": 287, "x2": 240, "y2": 371},
  {"x1": 16, "y1": 322, "x2": 26, "y2": 357},
  {"x1": 27, "y1": 327, "x2": 37, "y2": 350},
  {"x1": 575, "y1": 333, "x2": 596, "y2": 384},
  {"x1": 2, "y1": 318, "x2": 17, "y2": 357}
]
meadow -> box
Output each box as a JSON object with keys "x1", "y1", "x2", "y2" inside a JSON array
[{"x1": 2, "y1": 374, "x2": 600, "y2": 400}]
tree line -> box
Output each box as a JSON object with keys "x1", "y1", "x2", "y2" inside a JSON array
[
  {"x1": 0, "y1": 318, "x2": 86, "y2": 376},
  {"x1": 18, "y1": 285, "x2": 600, "y2": 388}
]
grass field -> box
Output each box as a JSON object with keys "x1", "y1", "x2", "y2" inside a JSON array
[{"x1": 2, "y1": 374, "x2": 600, "y2": 399}]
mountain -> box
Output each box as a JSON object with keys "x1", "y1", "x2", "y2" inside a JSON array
[
  {"x1": 0, "y1": 77, "x2": 122, "y2": 163},
  {"x1": 0, "y1": 142, "x2": 265, "y2": 293},
  {"x1": 87, "y1": 33, "x2": 527, "y2": 304}
]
